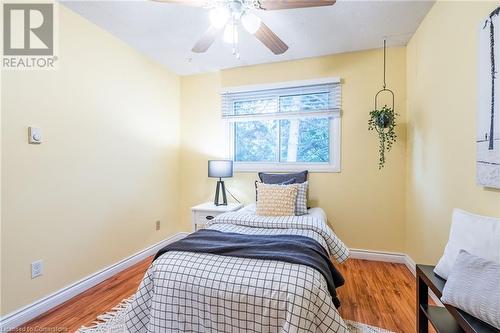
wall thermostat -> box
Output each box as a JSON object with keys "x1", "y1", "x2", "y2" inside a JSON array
[{"x1": 28, "y1": 127, "x2": 42, "y2": 144}]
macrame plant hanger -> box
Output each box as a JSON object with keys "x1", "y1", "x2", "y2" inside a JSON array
[{"x1": 374, "y1": 39, "x2": 394, "y2": 115}]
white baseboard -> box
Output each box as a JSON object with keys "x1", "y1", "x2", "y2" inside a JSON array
[
  {"x1": 349, "y1": 248, "x2": 409, "y2": 265},
  {"x1": 403, "y1": 253, "x2": 417, "y2": 275},
  {"x1": 349, "y1": 248, "x2": 442, "y2": 306},
  {"x1": 0, "y1": 232, "x2": 189, "y2": 331},
  {"x1": 349, "y1": 248, "x2": 417, "y2": 275}
]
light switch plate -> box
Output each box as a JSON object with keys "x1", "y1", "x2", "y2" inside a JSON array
[{"x1": 29, "y1": 127, "x2": 42, "y2": 144}]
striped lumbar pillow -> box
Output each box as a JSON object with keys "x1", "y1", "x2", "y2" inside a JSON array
[
  {"x1": 256, "y1": 182, "x2": 298, "y2": 216},
  {"x1": 441, "y1": 250, "x2": 500, "y2": 329}
]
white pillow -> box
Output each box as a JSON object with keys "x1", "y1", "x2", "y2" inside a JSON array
[{"x1": 434, "y1": 209, "x2": 500, "y2": 280}]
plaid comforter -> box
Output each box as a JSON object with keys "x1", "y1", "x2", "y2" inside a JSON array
[{"x1": 125, "y1": 209, "x2": 350, "y2": 333}]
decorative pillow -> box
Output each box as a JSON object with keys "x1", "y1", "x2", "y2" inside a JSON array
[
  {"x1": 254, "y1": 178, "x2": 295, "y2": 202},
  {"x1": 434, "y1": 209, "x2": 500, "y2": 279},
  {"x1": 256, "y1": 182, "x2": 298, "y2": 216},
  {"x1": 294, "y1": 181, "x2": 308, "y2": 216},
  {"x1": 441, "y1": 250, "x2": 500, "y2": 329},
  {"x1": 258, "y1": 170, "x2": 308, "y2": 184}
]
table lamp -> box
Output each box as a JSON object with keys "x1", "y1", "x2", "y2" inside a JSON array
[{"x1": 208, "y1": 160, "x2": 233, "y2": 206}]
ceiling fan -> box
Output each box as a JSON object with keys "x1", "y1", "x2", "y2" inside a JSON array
[{"x1": 153, "y1": 0, "x2": 336, "y2": 57}]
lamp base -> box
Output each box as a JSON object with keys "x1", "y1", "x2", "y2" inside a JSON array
[{"x1": 214, "y1": 179, "x2": 228, "y2": 206}]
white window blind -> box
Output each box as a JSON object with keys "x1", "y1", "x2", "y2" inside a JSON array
[{"x1": 221, "y1": 81, "x2": 341, "y2": 122}]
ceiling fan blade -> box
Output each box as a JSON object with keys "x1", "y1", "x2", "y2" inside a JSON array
[
  {"x1": 192, "y1": 26, "x2": 218, "y2": 53},
  {"x1": 151, "y1": 0, "x2": 206, "y2": 7},
  {"x1": 254, "y1": 22, "x2": 288, "y2": 55},
  {"x1": 257, "y1": 0, "x2": 335, "y2": 10}
]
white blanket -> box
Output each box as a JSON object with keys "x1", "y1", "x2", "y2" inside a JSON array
[
  {"x1": 125, "y1": 207, "x2": 349, "y2": 333},
  {"x1": 209, "y1": 205, "x2": 348, "y2": 262}
]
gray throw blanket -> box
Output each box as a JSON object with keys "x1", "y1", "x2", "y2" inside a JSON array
[{"x1": 154, "y1": 229, "x2": 345, "y2": 308}]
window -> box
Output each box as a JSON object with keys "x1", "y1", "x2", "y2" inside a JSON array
[{"x1": 222, "y1": 78, "x2": 341, "y2": 172}]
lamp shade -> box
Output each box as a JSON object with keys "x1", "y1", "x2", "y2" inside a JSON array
[{"x1": 208, "y1": 160, "x2": 233, "y2": 178}]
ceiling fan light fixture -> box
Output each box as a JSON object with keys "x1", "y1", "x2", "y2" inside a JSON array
[
  {"x1": 156, "y1": 0, "x2": 337, "y2": 56},
  {"x1": 209, "y1": 7, "x2": 230, "y2": 29},
  {"x1": 223, "y1": 23, "x2": 238, "y2": 43},
  {"x1": 241, "y1": 12, "x2": 261, "y2": 34}
]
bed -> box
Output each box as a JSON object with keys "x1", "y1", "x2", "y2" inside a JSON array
[{"x1": 125, "y1": 204, "x2": 350, "y2": 333}]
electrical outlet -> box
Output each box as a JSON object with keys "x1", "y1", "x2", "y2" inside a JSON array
[
  {"x1": 155, "y1": 220, "x2": 161, "y2": 231},
  {"x1": 31, "y1": 260, "x2": 43, "y2": 279}
]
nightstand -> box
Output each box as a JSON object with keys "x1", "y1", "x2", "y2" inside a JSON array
[{"x1": 191, "y1": 202, "x2": 243, "y2": 231}]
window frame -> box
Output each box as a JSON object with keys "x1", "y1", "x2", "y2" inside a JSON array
[{"x1": 222, "y1": 78, "x2": 342, "y2": 173}]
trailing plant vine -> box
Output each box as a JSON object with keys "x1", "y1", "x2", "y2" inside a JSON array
[{"x1": 368, "y1": 105, "x2": 398, "y2": 169}]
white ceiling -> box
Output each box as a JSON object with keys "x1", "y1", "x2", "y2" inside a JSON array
[{"x1": 62, "y1": 0, "x2": 434, "y2": 75}]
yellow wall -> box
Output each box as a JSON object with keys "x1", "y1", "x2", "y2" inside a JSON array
[
  {"x1": 1, "y1": 6, "x2": 181, "y2": 315},
  {"x1": 5, "y1": 0, "x2": 500, "y2": 319},
  {"x1": 179, "y1": 48, "x2": 408, "y2": 252},
  {"x1": 406, "y1": 1, "x2": 500, "y2": 264}
]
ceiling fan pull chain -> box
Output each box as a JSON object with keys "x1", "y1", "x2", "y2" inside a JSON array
[
  {"x1": 232, "y1": 44, "x2": 240, "y2": 59},
  {"x1": 232, "y1": 20, "x2": 240, "y2": 59}
]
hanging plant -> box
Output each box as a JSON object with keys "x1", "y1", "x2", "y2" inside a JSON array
[
  {"x1": 370, "y1": 38, "x2": 398, "y2": 169},
  {"x1": 368, "y1": 105, "x2": 398, "y2": 169}
]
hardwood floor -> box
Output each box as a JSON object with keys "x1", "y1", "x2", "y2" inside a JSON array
[
  {"x1": 17, "y1": 258, "x2": 424, "y2": 333},
  {"x1": 337, "y1": 259, "x2": 417, "y2": 332}
]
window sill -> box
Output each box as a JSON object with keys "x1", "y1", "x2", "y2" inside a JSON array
[{"x1": 233, "y1": 162, "x2": 340, "y2": 173}]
